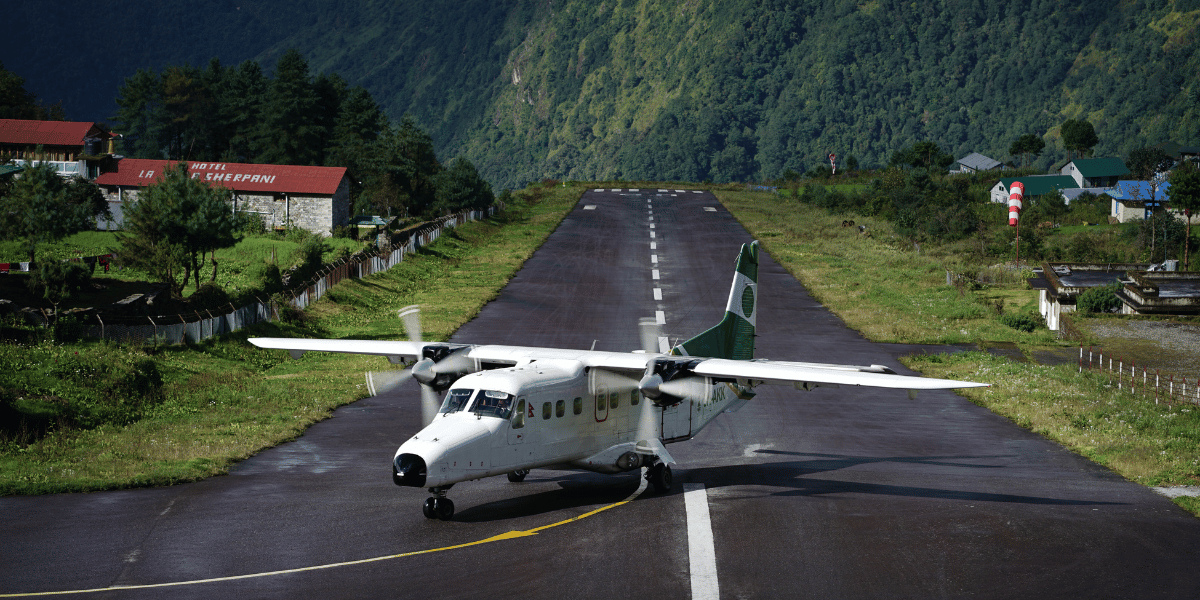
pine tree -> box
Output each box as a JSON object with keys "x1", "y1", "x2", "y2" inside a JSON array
[{"x1": 253, "y1": 49, "x2": 325, "y2": 166}]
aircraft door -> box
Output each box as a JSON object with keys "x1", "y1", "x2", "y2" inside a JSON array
[
  {"x1": 508, "y1": 397, "x2": 527, "y2": 445},
  {"x1": 594, "y1": 385, "x2": 609, "y2": 422}
]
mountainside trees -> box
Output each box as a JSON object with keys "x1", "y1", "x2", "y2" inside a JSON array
[
  {"x1": 112, "y1": 53, "x2": 491, "y2": 218},
  {"x1": 16, "y1": 0, "x2": 1194, "y2": 191}
]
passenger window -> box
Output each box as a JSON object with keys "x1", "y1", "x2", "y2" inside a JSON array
[
  {"x1": 556, "y1": 399, "x2": 565, "y2": 417},
  {"x1": 609, "y1": 392, "x2": 619, "y2": 410},
  {"x1": 513, "y1": 399, "x2": 525, "y2": 429},
  {"x1": 542, "y1": 402, "x2": 552, "y2": 420},
  {"x1": 631, "y1": 390, "x2": 640, "y2": 406},
  {"x1": 573, "y1": 397, "x2": 583, "y2": 415}
]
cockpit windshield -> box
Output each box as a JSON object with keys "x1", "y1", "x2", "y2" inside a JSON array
[
  {"x1": 471, "y1": 390, "x2": 514, "y2": 419},
  {"x1": 441, "y1": 389, "x2": 475, "y2": 414}
]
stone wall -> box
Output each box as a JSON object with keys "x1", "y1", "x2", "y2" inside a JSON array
[{"x1": 99, "y1": 177, "x2": 349, "y2": 236}]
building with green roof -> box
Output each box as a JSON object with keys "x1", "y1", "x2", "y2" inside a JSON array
[
  {"x1": 1061, "y1": 158, "x2": 1129, "y2": 188},
  {"x1": 989, "y1": 175, "x2": 1078, "y2": 204}
]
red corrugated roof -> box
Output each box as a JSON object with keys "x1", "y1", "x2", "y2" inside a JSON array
[
  {"x1": 0, "y1": 119, "x2": 101, "y2": 146},
  {"x1": 94, "y1": 159, "x2": 348, "y2": 195}
]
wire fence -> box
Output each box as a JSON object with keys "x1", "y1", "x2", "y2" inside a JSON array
[
  {"x1": 31, "y1": 205, "x2": 502, "y2": 346},
  {"x1": 1078, "y1": 345, "x2": 1200, "y2": 406}
]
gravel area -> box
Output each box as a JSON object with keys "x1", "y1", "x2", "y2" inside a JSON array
[{"x1": 1080, "y1": 319, "x2": 1200, "y2": 381}]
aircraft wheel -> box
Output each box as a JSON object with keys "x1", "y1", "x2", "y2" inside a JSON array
[
  {"x1": 507, "y1": 469, "x2": 529, "y2": 483},
  {"x1": 650, "y1": 464, "x2": 673, "y2": 494},
  {"x1": 422, "y1": 497, "x2": 437, "y2": 519},
  {"x1": 433, "y1": 497, "x2": 455, "y2": 521}
]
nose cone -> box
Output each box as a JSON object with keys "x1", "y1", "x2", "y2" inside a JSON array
[{"x1": 393, "y1": 453, "x2": 427, "y2": 487}]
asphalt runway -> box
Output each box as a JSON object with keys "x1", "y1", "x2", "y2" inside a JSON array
[{"x1": 3, "y1": 189, "x2": 1200, "y2": 599}]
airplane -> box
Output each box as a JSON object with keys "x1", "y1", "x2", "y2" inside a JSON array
[{"x1": 250, "y1": 241, "x2": 988, "y2": 520}]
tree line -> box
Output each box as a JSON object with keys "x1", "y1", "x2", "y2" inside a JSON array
[{"x1": 112, "y1": 49, "x2": 494, "y2": 219}]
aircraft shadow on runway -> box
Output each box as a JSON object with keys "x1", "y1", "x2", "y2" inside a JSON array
[
  {"x1": 680, "y1": 449, "x2": 1123, "y2": 507},
  {"x1": 452, "y1": 449, "x2": 1119, "y2": 523},
  {"x1": 452, "y1": 472, "x2": 648, "y2": 523}
]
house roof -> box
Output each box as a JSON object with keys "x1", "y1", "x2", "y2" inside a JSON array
[
  {"x1": 0, "y1": 119, "x2": 106, "y2": 147},
  {"x1": 94, "y1": 159, "x2": 348, "y2": 195},
  {"x1": 953, "y1": 152, "x2": 1002, "y2": 171},
  {"x1": 1068, "y1": 157, "x2": 1130, "y2": 178},
  {"x1": 995, "y1": 175, "x2": 1077, "y2": 197},
  {"x1": 1108, "y1": 180, "x2": 1171, "y2": 202},
  {"x1": 1158, "y1": 142, "x2": 1200, "y2": 159}
]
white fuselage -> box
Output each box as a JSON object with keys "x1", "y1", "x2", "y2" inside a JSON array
[{"x1": 394, "y1": 360, "x2": 746, "y2": 488}]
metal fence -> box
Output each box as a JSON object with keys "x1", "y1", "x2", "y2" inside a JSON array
[
  {"x1": 1078, "y1": 345, "x2": 1200, "y2": 405},
  {"x1": 56, "y1": 205, "x2": 501, "y2": 345}
]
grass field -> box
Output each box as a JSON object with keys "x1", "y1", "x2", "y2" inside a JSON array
[
  {"x1": 0, "y1": 230, "x2": 367, "y2": 310},
  {"x1": 0, "y1": 183, "x2": 582, "y2": 494}
]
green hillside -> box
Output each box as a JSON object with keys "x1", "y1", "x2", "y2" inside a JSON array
[{"x1": 5, "y1": 0, "x2": 1198, "y2": 189}]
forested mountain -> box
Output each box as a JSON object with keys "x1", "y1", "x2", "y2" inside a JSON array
[{"x1": 5, "y1": 0, "x2": 1198, "y2": 189}]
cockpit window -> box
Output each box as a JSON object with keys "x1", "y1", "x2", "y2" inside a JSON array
[
  {"x1": 471, "y1": 390, "x2": 514, "y2": 419},
  {"x1": 441, "y1": 389, "x2": 475, "y2": 414}
]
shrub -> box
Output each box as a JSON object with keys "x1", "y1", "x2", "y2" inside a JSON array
[
  {"x1": 1077, "y1": 282, "x2": 1122, "y2": 314},
  {"x1": 999, "y1": 313, "x2": 1039, "y2": 332}
]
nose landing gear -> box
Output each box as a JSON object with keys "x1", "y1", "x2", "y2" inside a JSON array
[{"x1": 422, "y1": 487, "x2": 455, "y2": 520}]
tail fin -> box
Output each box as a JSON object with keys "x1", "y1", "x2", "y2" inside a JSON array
[{"x1": 672, "y1": 241, "x2": 759, "y2": 360}]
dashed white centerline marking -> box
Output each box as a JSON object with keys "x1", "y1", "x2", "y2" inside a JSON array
[
  {"x1": 653, "y1": 288, "x2": 662, "y2": 301},
  {"x1": 652, "y1": 270, "x2": 660, "y2": 279},
  {"x1": 658, "y1": 189, "x2": 668, "y2": 192},
  {"x1": 655, "y1": 310, "x2": 666, "y2": 325},
  {"x1": 650, "y1": 223, "x2": 655, "y2": 229},
  {"x1": 584, "y1": 205, "x2": 597, "y2": 210},
  {"x1": 684, "y1": 484, "x2": 720, "y2": 600},
  {"x1": 675, "y1": 189, "x2": 685, "y2": 193},
  {"x1": 650, "y1": 242, "x2": 657, "y2": 250},
  {"x1": 611, "y1": 188, "x2": 621, "y2": 192},
  {"x1": 692, "y1": 190, "x2": 702, "y2": 193},
  {"x1": 630, "y1": 188, "x2": 639, "y2": 192},
  {"x1": 650, "y1": 232, "x2": 655, "y2": 238},
  {"x1": 651, "y1": 255, "x2": 658, "y2": 264},
  {"x1": 593, "y1": 188, "x2": 603, "y2": 192},
  {"x1": 703, "y1": 207, "x2": 717, "y2": 212}
]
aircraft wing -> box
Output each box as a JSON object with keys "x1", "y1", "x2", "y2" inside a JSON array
[
  {"x1": 692, "y1": 358, "x2": 988, "y2": 390},
  {"x1": 249, "y1": 338, "x2": 429, "y2": 363}
]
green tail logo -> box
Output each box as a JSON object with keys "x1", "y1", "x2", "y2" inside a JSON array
[{"x1": 673, "y1": 241, "x2": 758, "y2": 360}]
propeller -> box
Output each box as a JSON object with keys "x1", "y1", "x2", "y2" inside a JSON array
[
  {"x1": 634, "y1": 317, "x2": 663, "y2": 451},
  {"x1": 364, "y1": 305, "x2": 477, "y2": 426}
]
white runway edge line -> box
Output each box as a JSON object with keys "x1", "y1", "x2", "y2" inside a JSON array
[{"x1": 684, "y1": 484, "x2": 720, "y2": 600}]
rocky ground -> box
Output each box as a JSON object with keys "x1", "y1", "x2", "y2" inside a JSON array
[{"x1": 1078, "y1": 318, "x2": 1200, "y2": 383}]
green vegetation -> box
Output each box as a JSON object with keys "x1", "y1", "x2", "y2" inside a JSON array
[
  {"x1": 0, "y1": 181, "x2": 582, "y2": 495},
  {"x1": 8, "y1": 1, "x2": 1200, "y2": 190},
  {"x1": 110, "y1": 52, "x2": 493, "y2": 219},
  {"x1": 714, "y1": 188, "x2": 1200, "y2": 515}
]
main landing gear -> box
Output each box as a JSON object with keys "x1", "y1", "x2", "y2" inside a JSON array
[
  {"x1": 422, "y1": 486, "x2": 454, "y2": 520},
  {"x1": 645, "y1": 460, "x2": 673, "y2": 494}
]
